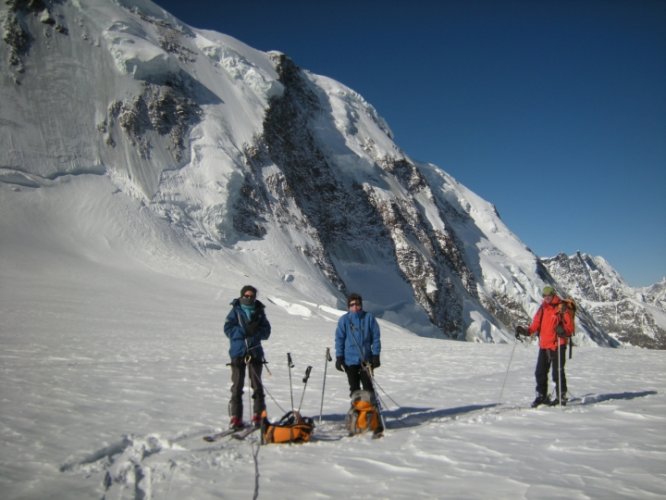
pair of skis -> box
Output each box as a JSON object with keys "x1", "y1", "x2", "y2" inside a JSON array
[
  {"x1": 205, "y1": 347, "x2": 387, "y2": 443},
  {"x1": 204, "y1": 351, "x2": 315, "y2": 445},
  {"x1": 203, "y1": 424, "x2": 260, "y2": 443}
]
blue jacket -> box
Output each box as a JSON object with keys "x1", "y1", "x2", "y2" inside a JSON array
[
  {"x1": 335, "y1": 310, "x2": 381, "y2": 365},
  {"x1": 224, "y1": 299, "x2": 271, "y2": 359}
]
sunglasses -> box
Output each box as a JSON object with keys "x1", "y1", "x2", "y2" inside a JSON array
[
  {"x1": 348, "y1": 301, "x2": 361, "y2": 308},
  {"x1": 243, "y1": 294, "x2": 255, "y2": 299}
]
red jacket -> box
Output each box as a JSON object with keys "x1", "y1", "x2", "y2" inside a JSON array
[{"x1": 528, "y1": 295, "x2": 574, "y2": 350}]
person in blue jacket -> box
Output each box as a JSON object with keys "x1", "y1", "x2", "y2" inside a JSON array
[
  {"x1": 223, "y1": 285, "x2": 271, "y2": 429},
  {"x1": 335, "y1": 293, "x2": 381, "y2": 396}
]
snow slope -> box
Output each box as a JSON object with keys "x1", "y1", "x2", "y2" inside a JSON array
[{"x1": 1, "y1": 164, "x2": 665, "y2": 500}]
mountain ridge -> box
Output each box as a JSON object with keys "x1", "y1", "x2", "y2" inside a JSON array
[
  {"x1": 1, "y1": 0, "x2": 662, "y2": 347},
  {"x1": 543, "y1": 252, "x2": 666, "y2": 349}
]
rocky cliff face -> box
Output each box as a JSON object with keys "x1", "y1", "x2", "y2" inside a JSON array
[
  {"x1": 242, "y1": 53, "x2": 480, "y2": 337},
  {"x1": 642, "y1": 279, "x2": 666, "y2": 311},
  {"x1": 543, "y1": 253, "x2": 666, "y2": 349}
]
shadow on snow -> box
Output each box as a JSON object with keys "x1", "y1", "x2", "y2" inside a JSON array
[
  {"x1": 576, "y1": 390, "x2": 657, "y2": 405},
  {"x1": 319, "y1": 389, "x2": 658, "y2": 431}
]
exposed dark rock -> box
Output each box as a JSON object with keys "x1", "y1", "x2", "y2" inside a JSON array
[{"x1": 105, "y1": 77, "x2": 201, "y2": 161}]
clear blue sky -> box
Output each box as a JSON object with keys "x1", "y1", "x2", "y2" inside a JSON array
[{"x1": 154, "y1": 0, "x2": 665, "y2": 287}]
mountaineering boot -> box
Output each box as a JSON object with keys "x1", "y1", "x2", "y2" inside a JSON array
[
  {"x1": 550, "y1": 392, "x2": 568, "y2": 406},
  {"x1": 531, "y1": 394, "x2": 552, "y2": 408},
  {"x1": 229, "y1": 416, "x2": 244, "y2": 430},
  {"x1": 251, "y1": 409, "x2": 267, "y2": 428}
]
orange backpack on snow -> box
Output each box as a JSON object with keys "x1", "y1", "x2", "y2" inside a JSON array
[
  {"x1": 262, "y1": 411, "x2": 314, "y2": 444},
  {"x1": 346, "y1": 390, "x2": 381, "y2": 435}
]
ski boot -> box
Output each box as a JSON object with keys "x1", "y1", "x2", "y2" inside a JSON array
[
  {"x1": 229, "y1": 416, "x2": 244, "y2": 431},
  {"x1": 531, "y1": 394, "x2": 552, "y2": 408}
]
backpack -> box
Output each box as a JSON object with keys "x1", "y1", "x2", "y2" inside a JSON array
[
  {"x1": 346, "y1": 390, "x2": 381, "y2": 435},
  {"x1": 262, "y1": 411, "x2": 314, "y2": 444},
  {"x1": 556, "y1": 298, "x2": 577, "y2": 358},
  {"x1": 556, "y1": 298, "x2": 576, "y2": 335}
]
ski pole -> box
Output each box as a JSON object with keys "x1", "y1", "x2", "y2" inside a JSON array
[
  {"x1": 287, "y1": 353, "x2": 295, "y2": 410},
  {"x1": 557, "y1": 339, "x2": 563, "y2": 407},
  {"x1": 297, "y1": 365, "x2": 312, "y2": 413},
  {"x1": 319, "y1": 347, "x2": 332, "y2": 423},
  {"x1": 498, "y1": 335, "x2": 520, "y2": 405}
]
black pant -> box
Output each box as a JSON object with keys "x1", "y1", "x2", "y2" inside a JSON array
[
  {"x1": 535, "y1": 347, "x2": 567, "y2": 398},
  {"x1": 345, "y1": 364, "x2": 374, "y2": 397},
  {"x1": 229, "y1": 357, "x2": 265, "y2": 420}
]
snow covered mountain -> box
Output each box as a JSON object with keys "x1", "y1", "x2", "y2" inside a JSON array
[
  {"x1": 643, "y1": 278, "x2": 666, "y2": 310},
  {"x1": 543, "y1": 253, "x2": 666, "y2": 349},
  {"x1": 1, "y1": 0, "x2": 653, "y2": 348}
]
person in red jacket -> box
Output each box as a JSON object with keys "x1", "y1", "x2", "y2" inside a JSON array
[{"x1": 516, "y1": 286, "x2": 574, "y2": 407}]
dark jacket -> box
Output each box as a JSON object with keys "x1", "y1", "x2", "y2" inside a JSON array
[{"x1": 223, "y1": 299, "x2": 271, "y2": 359}]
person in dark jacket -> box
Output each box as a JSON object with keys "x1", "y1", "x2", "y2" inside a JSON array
[
  {"x1": 516, "y1": 286, "x2": 574, "y2": 407},
  {"x1": 223, "y1": 285, "x2": 271, "y2": 429},
  {"x1": 335, "y1": 293, "x2": 381, "y2": 396}
]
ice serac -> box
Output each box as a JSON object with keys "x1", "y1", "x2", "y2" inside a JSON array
[{"x1": 1, "y1": 0, "x2": 646, "y2": 346}]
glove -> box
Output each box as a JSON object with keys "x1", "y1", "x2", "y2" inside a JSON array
[
  {"x1": 371, "y1": 355, "x2": 381, "y2": 369},
  {"x1": 244, "y1": 320, "x2": 260, "y2": 337},
  {"x1": 335, "y1": 356, "x2": 345, "y2": 372},
  {"x1": 515, "y1": 325, "x2": 529, "y2": 337},
  {"x1": 555, "y1": 324, "x2": 568, "y2": 338}
]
